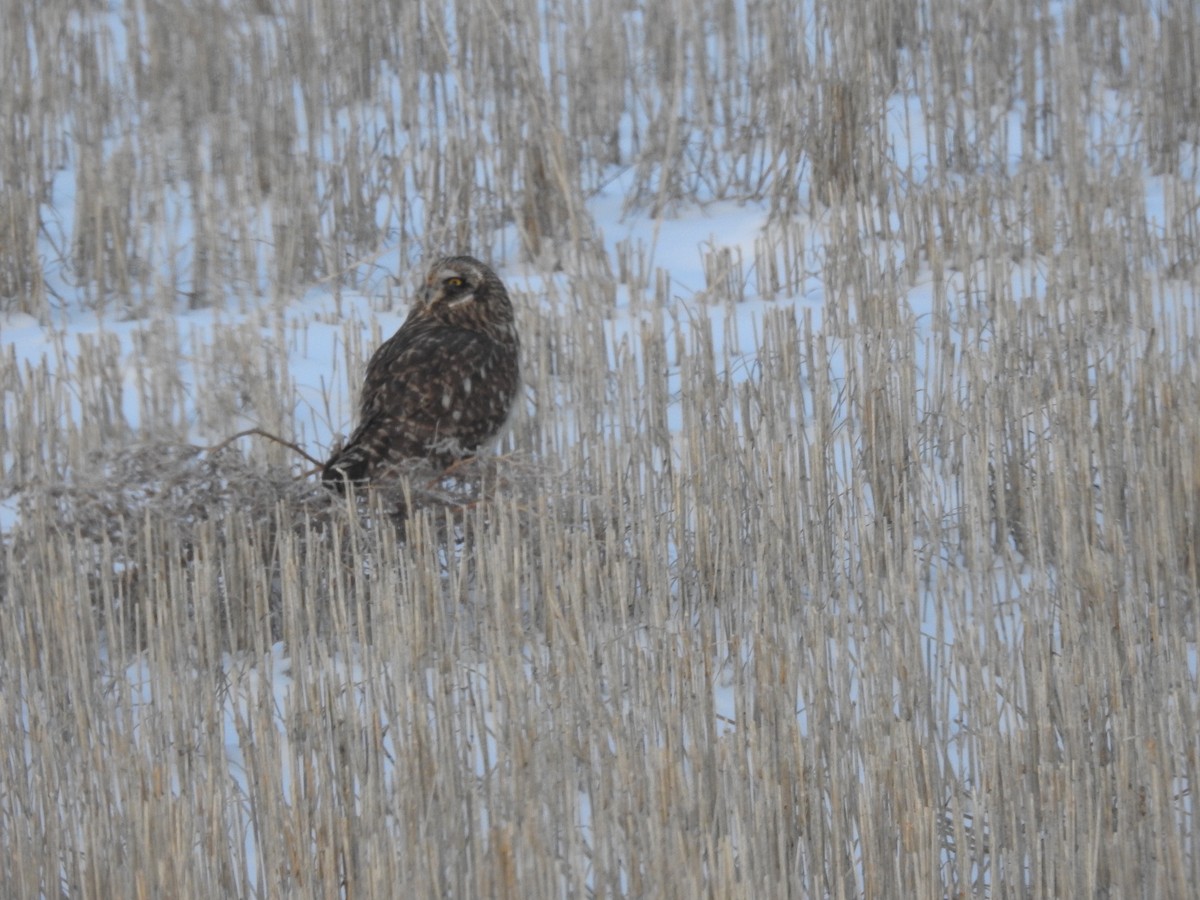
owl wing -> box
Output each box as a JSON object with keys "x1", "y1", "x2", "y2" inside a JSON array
[
  {"x1": 323, "y1": 321, "x2": 512, "y2": 486},
  {"x1": 357, "y1": 321, "x2": 497, "y2": 435}
]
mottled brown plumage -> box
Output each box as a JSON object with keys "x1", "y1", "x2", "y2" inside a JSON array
[{"x1": 322, "y1": 256, "x2": 520, "y2": 489}]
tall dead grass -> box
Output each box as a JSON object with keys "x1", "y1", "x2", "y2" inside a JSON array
[{"x1": 2, "y1": 0, "x2": 1199, "y2": 897}]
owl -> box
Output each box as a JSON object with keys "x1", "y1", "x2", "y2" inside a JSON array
[{"x1": 322, "y1": 255, "x2": 520, "y2": 490}]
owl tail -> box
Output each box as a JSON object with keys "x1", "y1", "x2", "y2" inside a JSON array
[{"x1": 321, "y1": 441, "x2": 373, "y2": 492}]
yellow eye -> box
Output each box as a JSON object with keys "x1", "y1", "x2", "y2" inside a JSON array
[{"x1": 445, "y1": 277, "x2": 465, "y2": 288}]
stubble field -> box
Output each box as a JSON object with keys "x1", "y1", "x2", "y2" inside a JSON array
[{"x1": 2, "y1": 0, "x2": 1198, "y2": 896}]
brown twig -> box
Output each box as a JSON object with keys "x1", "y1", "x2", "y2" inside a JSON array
[{"x1": 200, "y1": 428, "x2": 326, "y2": 469}]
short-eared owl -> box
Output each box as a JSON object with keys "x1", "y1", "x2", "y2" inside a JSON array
[{"x1": 322, "y1": 255, "x2": 520, "y2": 489}]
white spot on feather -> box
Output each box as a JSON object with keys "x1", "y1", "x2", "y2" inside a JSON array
[
  {"x1": 441, "y1": 392, "x2": 452, "y2": 409},
  {"x1": 462, "y1": 377, "x2": 472, "y2": 395}
]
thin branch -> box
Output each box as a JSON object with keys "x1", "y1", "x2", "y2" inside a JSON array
[{"x1": 200, "y1": 428, "x2": 325, "y2": 469}]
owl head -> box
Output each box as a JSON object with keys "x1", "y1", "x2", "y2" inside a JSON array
[{"x1": 416, "y1": 255, "x2": 514, "y2": 333}]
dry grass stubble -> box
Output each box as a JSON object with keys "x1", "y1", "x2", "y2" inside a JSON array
[{"x1": 2, "y1": 0, "x2": 1199, "y2": 897}]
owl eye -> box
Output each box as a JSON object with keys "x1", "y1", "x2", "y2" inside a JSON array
[{"x1": 445, "y1": 277, "x2": 465, "y2": 288}]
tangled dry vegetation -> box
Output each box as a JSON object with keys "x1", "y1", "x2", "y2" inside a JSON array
[{"x1": 2, "y1": 0, "x2": 1200, "y2": 897}]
